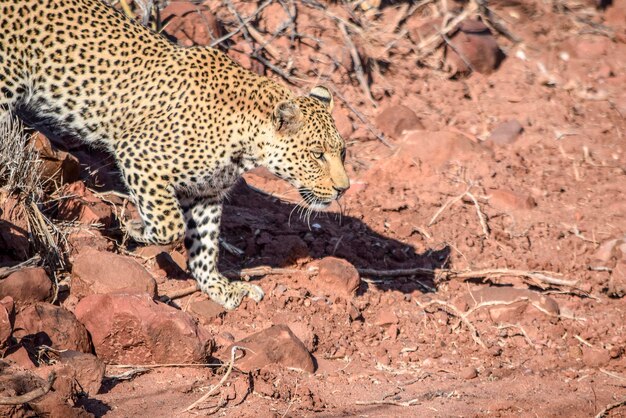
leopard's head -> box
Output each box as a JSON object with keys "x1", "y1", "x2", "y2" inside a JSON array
[{"x1": 264, "y1": 86, "x2": 349, "y2": 209}]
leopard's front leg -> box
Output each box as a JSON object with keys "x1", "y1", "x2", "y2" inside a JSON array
[{"x1": 179, "y1": 195, "x2": 264, "y2": 310}]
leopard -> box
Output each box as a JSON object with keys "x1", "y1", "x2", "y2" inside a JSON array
[{"x1": 0, "y1": 0, "x2": 350, "y2": 309}]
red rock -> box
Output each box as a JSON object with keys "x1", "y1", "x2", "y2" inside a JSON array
[
  {"x1": 0, "y1": 192, "x2": 30, "y2": 260},
  {"x1": 225, "y1": 324, "x2": 315, "y2": 373},
  {"x1": 161, "y1": 2, "x2": 221, "y2": 46},
  {"x1": 487, "y1": 189, "x2": 537, "y2": 211},
  {"x1": 13, "y1": 303, "x2": 91, "y2": 353},
  {"x1": 0, "y1": 365, "x2": 56, "y2": 417},
  {"x1": 188, "y1": 298, "x2": 225, "y2": 324},
  {"x1": 71, "y1": 249, "x2": 157, "y2": 300},
  {"x1": 464, "y1": 287, "x2": 559, "y2": 323},
  {"x1": 134, "y1": 244, "x2": 175, "y2": 259},
  {"x1": 593, "y1": 238, "x2": 621, "y2": 263},
  {"x1": 314, "y1": 257, "x2": 361, "y2": 299},
  {"x1": 33, "y1": 394, "x2": 94, "y2": 418},
  {"x1": 66, "y1": 229, "x2": 115, "y2": 255},
  {"x1": 0, "y1": 296, "x2": 13, "y2": 349},
  {"x1": 31, "y1": 132, "x2": 80, "y2": 185},
  {"x1": 582, "y1": 347, "x2": 611, "y2": 367},
  {"x1": 486, "y1": 120, "x2": 524, "y2": 145},
  {"x1": 57, "y1": 181, "x2": 114, "y2": 228},
  {"x1": 0, "y1": 267, "x2": 53, "y2": 307},
  {"x1": 460, "y1": 366, "x2": 478, "y2": 379},
  {"x1": 445, "y1": 19, "x2": 503, "y2": 75},
  {"x1": 373, "y1": 308, "x2": 399, "y2": 326},
  {"x1": 57, "y1": 350, "x2": 106, "y2": 396},
  {"x1": 286, "y1": 321, "x2": 317, "y2": 353},
  {"x1": 609, "y1": 260, "x2": 626, "y2": 298},
  {"x1": 4, "y1": 345, "x2": 37, "y2": 369},
  {"x1": 74, "y1": 293, "x2": 209, "y2": 364},
  {"x1": 375, "y1": 105, "x2": 425, "y2": 139}
]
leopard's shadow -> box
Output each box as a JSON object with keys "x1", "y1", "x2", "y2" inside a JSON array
[
  {"x1": 58, "y1": 145, "x2": 448, "y2": 295},
  {"x1": 217, "y1": 181, "x2": 450, "y2": 295}
]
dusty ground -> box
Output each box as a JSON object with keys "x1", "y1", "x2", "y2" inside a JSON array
[{"x1": 1, "y1": 0, "x2": 626, "y2": 417}]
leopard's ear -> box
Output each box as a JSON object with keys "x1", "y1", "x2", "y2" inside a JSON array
[
  {"x1": 309, "y1": 86, "x2": 334, "y2": 112},
  {"x1": 273, "y1": 100, "x2": 303, "y2": 134}
]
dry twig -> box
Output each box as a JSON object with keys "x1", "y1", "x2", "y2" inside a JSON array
[
  {"x1": 0, "y1": 255, "x2": 41, "y2": 279},
  {"x1": 338, "y1": 22, "x2": 376, "y2": 107},
  {"x1": 595, "y1": 397, "x2": 626, "y2": 418},
  {"x1": 356, "y1": 397, "x2": 421, "y2": 407},
  {"x1": 0, "y1": 372, "x2": 56, "y2": 405},
  {"x1": 417, "y1": 299, "x2": 488, "y2": 349},
  {"x1": 183, "y1": 345, "x2": 244, "y2": 412}
]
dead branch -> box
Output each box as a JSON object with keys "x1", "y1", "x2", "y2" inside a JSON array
[
  {"x1": 338, "y1": 22, "x2": 376, "y2": 107},
  {"x1": 0, "y1": 372, "x2": 56, "y2": 405},
  {"x1": 428, "y1": 186, "x2": 472, "y2": 226},
  {"x1": 417, "y1": 299, "x2": 487, "y2": 349},
  {"x1": 210, "y1": 0, "x2": 274, "y2": 48},
  {"x1": 446, "y1": 268, "x2": 578, "y2": 289},
  {"x1": 247, "y1": 25, "x2": 281, "y2": 61},
  {"x1": 595, "y1": 397, "x2": 626, "y2": 418},
  {"x1": 356, "y1": 397, "x2": 421, "y2": 407},
  {"x1": 0, "y1": 255, "x2": 41, "y2": 279},
  {"x1": 183, "y1": 345, "x2": 244, "y2": 412},
  {"x1": 465, "y1": 191, "x2": 490, "y2": 237},
  {"x1": 108, "y1": 362, "x2": 224, "y2": 369}
]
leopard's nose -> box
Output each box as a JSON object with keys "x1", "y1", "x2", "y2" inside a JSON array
[{"x1": 333, "y1": 184, "x2": 349, "y2": 197}]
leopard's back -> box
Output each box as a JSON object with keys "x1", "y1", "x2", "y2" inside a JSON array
[{"x1": 0, "y1": 0, "x2": 184, "y2": 147}]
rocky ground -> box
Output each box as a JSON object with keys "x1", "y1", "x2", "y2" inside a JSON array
[{"x1": 1, "y1": 0, "x2": 626, "y2": 416}]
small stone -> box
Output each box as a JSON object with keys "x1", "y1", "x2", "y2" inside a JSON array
[
  {"x1": 74, "y1": 293, "x2": 210, "y2": 364},
  {"x1": 464, "y1": 287, "x2": 559, "y2": 323},
  {"x1": 460, "y1": 366, "x2": 478, "y2": 379},
  {"x1": 608, "y1": 261, "x2": 626, "y2": 298},
  {"x1": 0, "y1": 192, "x2": 30, "y2": 260},
  {"x1": 487, "y1": 189, "x2": 537, "y2": 211},
  {"x1": 4, "y1": 345, "x2": 37, "y2": 369},
  {"x1": 286, "y1": 321, "x2": 317, "y2": 353},
  {"x1": 0, "y1": 267, "x2": 53, "y2": 307},
  {"x1": 57, "y1": 181, "x2": 114, "y2": 228},
  {"x1": 57, "y1": 350, "x2": 106, "y2": 396},
  {"x1": 582, "y1": 347, "x2": 611, "y2": 368},
  {"x1": 188, "y1": 298, "x2": 226, "y2": 324},
  {"x1": 71, "y1": 248, "x2": 157, "y2": 300},
  {"x1": 375, "y1": 105, "x2": 425, "y2": 139},
  {"x1": 593, "y1": 238, "x2": 621, "y2": 263},
  {"x1": 31, "y1": 133, "x2": 80, "y2": 185},
  {"x1": 314, "y1": 257, "x2": 361, "y2": 299},
  {"x1": 486, "y1": 120, "x2": 524, "y2": 145},
  {"x1": 0, "y1": 296, "x2": 14, "y2": 349},
  {"x1": 373, "y1": 308, "x2": 399, "y2": 326},
  {"x1": 13, "y1": 303, "x2": 91, "y2": 353},
  {"x1": 445, "y1": 19, "x2": 504, "y2": 75},
  {"x1": 225, "y1": 324, "x2": 315, "y2": 373},
  {"x1": 66, "y1": 229, "x2": 114, "y2": 255}
]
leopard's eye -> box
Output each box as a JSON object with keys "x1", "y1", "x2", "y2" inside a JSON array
[
  {"x1": 340, "y1": 148, "x2": 346, "y2": 162},
  {"x1": 311, "y1": 151, "x2": 324, "y2": 160}
]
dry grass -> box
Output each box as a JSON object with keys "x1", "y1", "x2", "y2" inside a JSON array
[
  {"x1": 0, "y1": 113, "x2": 42, "y2": 198},
  {"x1": 0, "y1": 113, "x2": 66, "y2": 282}
]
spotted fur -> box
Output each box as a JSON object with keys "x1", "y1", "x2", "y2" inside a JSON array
[{"x1": 0, "y1": 0, "x2": 350, "y2": 309}]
